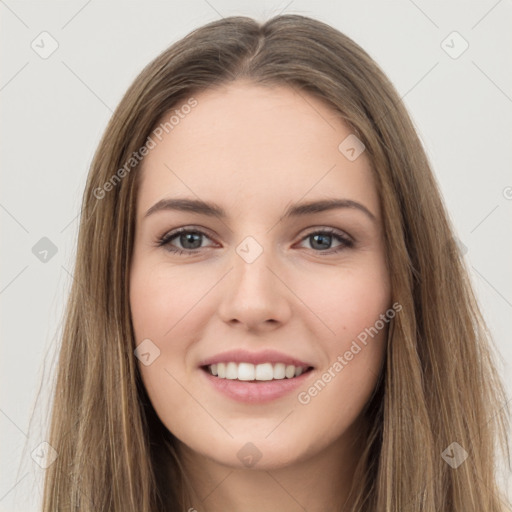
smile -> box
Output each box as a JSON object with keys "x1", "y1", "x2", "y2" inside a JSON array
[
  {"x1": 198, "y1": 349, "x2": 315, "y2": 402},
  {"x1": 205, "y1": 362, "x2": 312, "y2": 381}
]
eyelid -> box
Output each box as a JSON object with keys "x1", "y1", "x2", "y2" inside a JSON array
[
  {"x1": 158, "y1": 225, "x2": 352, "y2": 244},
  {"x1": 294, "y1": 227, "x2": 354, "y2": 252},
  {"x1": 158, "y1": 225, "x2": 218, "y2": 248},
  {"x1": 300, "y1": 226, "x2": 354, "y2": 243},
  {"x1": 156, "y1": 224, "x2": 354, "y2": 255}
]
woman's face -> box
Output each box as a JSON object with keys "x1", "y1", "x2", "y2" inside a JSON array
[{"x1": 130, "y1": 81, "x2": 391, "y2": 470}]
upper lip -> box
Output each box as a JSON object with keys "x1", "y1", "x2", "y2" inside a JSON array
[{"x1": 199, "y1": 349, "x2": 314, "y2": 368}]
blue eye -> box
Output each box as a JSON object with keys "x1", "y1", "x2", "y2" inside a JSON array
[
  {"x1": 156, "y1": 227, "x2": 353, "y2": 256},
  {"x1": 300, "y1": 228, "x2": 354, "y2": 253},
  {"x1": 156, "y1": 228, "x2": 214, "y2": 255}
]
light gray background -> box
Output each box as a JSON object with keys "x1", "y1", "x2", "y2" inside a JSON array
[{"x1": 1, "y1": 1, "x2": 511, "y2": 510}]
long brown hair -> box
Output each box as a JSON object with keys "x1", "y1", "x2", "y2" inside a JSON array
[{"x1": 39, "y1": 14, "x2": 511, "y2": 511}]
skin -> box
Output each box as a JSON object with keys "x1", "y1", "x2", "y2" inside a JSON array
[{"x1": 129, "y1": 81, "x2": 391, "y2": 512}]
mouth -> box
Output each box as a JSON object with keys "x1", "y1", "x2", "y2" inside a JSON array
[
  {"x1": 202, "y1": 362, "x2": 314, "y2": 382},
  {"x1": 198, "y1": 349, "x2": 315, "y2": 403}
]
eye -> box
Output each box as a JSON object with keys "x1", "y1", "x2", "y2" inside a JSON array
[
  {"x1": 156, "y1": 227, "x2": 216, "y2": 256},
  {"x1": 155, "y1": 226, "x2": 354, "y2": 256},
  {"x1": 297, "y1": 228, "x2": 354, "y2": 254}
]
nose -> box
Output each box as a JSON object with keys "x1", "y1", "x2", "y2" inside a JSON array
[{"x1": 216, "y1": 241, "x2": 293, "y2": 332}]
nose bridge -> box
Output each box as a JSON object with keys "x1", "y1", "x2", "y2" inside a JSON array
[
  {"x1": 217, "y1": 233, "x2": 292, "y2": 327},
  {"x1": 233, "y1": 233, "x2": 280, "y2": 300}
]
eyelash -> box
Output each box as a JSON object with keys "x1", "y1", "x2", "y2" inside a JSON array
[{"x1": 155, "y1": 226, "x2": 354, "y2": 256}]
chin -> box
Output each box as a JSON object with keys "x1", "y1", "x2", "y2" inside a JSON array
[{"x1": 187, "y1": 431, "x2": 314, "y2": 471}]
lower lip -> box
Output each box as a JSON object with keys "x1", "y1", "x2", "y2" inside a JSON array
[{"x1": 200, "y1": 367, "x2": 314, "y2": 404}]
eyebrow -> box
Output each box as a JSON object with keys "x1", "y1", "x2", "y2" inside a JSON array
[{"x1": 144, "y1": 197, "x2": 377, "y2": 222}]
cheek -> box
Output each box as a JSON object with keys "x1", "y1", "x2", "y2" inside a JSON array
[
  {"x1": 129, "y1": 262, "x2": 211, "y2": 341},
  {"x1": 129, "y1": 263, "x2": 207, "y2": 442},
  {"x1": 300, "y1": 257, "x2": 391, "y2": 341},
  {"x1": 293, "y1": 260, "x2": 390, "y2": 420},
  {"x1": 129, "y1": 262, "x2": 218, "y2": 432}
]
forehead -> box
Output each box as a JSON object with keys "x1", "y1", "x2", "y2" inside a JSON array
[{"x1": 137, "y1": 82, "x2": 378, "y2": 219}]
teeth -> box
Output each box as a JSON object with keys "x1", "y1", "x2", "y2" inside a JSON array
[
  {"x1": 274, "y1": 363, "x2": 285, "y2": 379},
  {"x1": 226, "y1": 362, "x2": 238, "y2": 379},
  {"x1": 238, "y1": 362, "x2": 255, "y2": 381},
  {"x1": 206, "y1": 362, "x2": 309, "y2": 381},
  {"x1": 255, "y1": 363, "x2": 273, "y2": 381}
]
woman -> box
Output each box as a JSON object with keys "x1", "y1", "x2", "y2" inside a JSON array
[{"x1": 41, "y1": 14, "x2": 511, "y2": 511}]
